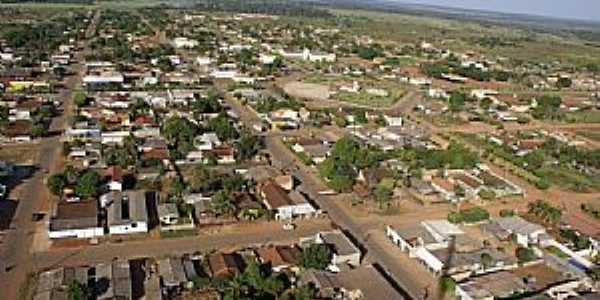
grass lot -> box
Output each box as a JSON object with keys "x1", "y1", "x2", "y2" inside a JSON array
[
  {"x1": 536, "y1": 167, "x2": 600, "y2": 192},
  {"x1": 160, "y1": 229, "x2": 197, "y2": 239},
  {"x1": 565, "y1": 110, "x2": 600, "y2": 123},
  {"x1": 455, "y1": 133, "x2": 600, "y2": 192},
  {"x1": 335, "y1": 89, "x2": 405, "y2": 108},
  {"x1": 545, "y1": 246, "x2": 569, "y2": 259}
]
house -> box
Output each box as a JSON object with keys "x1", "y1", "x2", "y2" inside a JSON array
[
  {"x1": 455, "y1": 271, "x2": 528, "y2": 300},
  {"x1": 383, "y1": 115, "x2": 403, "y2": 127},
  {"x1": 157, "y1": 203, "x2": 180, "y2": 226},
  {"x1": 255, "y1": 245, "x2": 301, "y2": 273},
  {"x1": 49, "y1": 200, "x2": 104, "y2": 239},
  {"x1": 301, "y1": 265, "x2": 405, "y2": 300},
  {"x1": 157, "y1": 258, "x2": 188, "y2": 288},
  {"x1": 105, "y1": 166, "x2": 123, "y2": 192},
  {"x1": 259, "y1": 180, "x2": 316, "y2": 220},
  {"x1": 95, "y1": 260, "x2": 133, "y2": 300},
  {"x1": 4, "y1": 120, "x2": 32, "y2": 141},
  {"x1": 315, "y1": 230, "x2": 361, "y2": 268},
  {"x1": 484, "y1": 216, "x2": 547, "y2": 247},
  {"x1": 194, "y1": 132, "x2": 221, "y2": 151},
  {"x1": 208, "y1": 252, "x2": 244, "y2": 279},
  {"x1": 386, "y1": 220, "x2": 466, "y2": 274},
  {"x1": 211, "y1": 146, "x2": 236, "y2": 164},
  {"x1": 171, "y1": 37, "x2": 199, "y2": 49},
  {"x1": 104, "y1": 191, "x2": 149, "y2": 235}
]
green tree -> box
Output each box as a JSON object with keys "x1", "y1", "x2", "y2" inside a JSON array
[
  {"x1": 300, "y1": 243, "x2": 332, "y2": 270},
  {"x1": 47, "y1": 173, "x2": 67, "y2": 196},
  {"x1": 211, "y1": 190, "x2": 236, "y2": 216},
  {"x1": 556, "y1": 77, "x2": 572, "y2": 89},
  {"x1": 208, "y1": 112, "x2": 239, "y2": 141},
  {"x1": 67, "y1": 280, "x2": 90, "y2": 300},
  {"x1": 480, "y1": 252, "x2": 493, "y2": 269},
  {"x1": 75, "y1": 170, "x2": 101, "y2": 198},
  {"x1": 532, "y1": 95, "x2": 562, "y2": 120},
  {"x1": 449, "y1": 92, "x2": 466, "y2": 112},
  {"x1": 516, "y1": 247, "x2": 537, "y2": 263},
  {"x1": 73, "y1": 91, "x2": 88, "y2": 107},
  {"x1": 235, "y1": 129, "x2": 262, "y2": 161},
  {"x1": 439, "y1": 276, "x2": 456, "y2": 294},
  {"x1": 374, "y1": 184, "x2": 392, "y2": 209}
]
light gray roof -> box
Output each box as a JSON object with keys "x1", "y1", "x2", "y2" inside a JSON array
[
  {"x1": 320, "y1": 230, "x2": 360, "y2": 257},
  {"x1": 106, "y1": 190, "x2": 148, "y2": 226},
  {"x1": 158, "y1": 258, "x2": 188, "y2": 287},
  {"x1": 158, "y1": 203, "x2": 179, "y2": 218},
  {"x1": 391, "y1": 224, "x2": 438, "y2": 245},
  {"x1": 493, "y1": 216, "x2": 545, "y2": 236}
]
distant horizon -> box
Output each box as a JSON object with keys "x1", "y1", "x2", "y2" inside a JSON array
[{"x1": 392, "y1": 0, "x2": 600, "y2": 22}]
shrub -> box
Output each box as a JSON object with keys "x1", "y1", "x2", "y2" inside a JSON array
[
  {"x1": 516, "y1": 247, "x2": 537, "y2": 263},
  {"x1": 449, "y1": 207, "x2": 490, "y2": 224},
  {"x1": 499, "y1": 209, "x2": 515, "y2": 217}
]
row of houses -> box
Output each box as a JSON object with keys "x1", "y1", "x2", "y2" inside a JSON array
[{"x1": 34, "y1": 229, "x2": 403, "y2": 300}]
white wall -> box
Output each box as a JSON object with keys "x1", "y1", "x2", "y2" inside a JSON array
[
  {"x1": 108, "y1": 222, "x2": 148, "y2": 235},
  {"x1": 49, "y1": 227, "x2": 104, "y2": 239}
]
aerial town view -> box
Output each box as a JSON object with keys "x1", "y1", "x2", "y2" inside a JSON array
[{"x1": 0, "y1": 0, "x2": 599, "y2": 299}]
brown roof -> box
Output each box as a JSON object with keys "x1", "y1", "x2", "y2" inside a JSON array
[
  {"x1": 260, "y1": 180, "x2": 292, "y2": 209},
  {"x1": 55, "y1": 200, "x2": 98, "y2": 220},
  {"x1": 211, "y1": 146, "x2": 234, "y2": 157},
  {"x1": 107, "y1": 165, "x2": 123, "y2": 182},
  {"x1": 432, "y1": 177, "x2": 455, "y2": 192},
  {"x1": 208, "y1": 253, "x2": 242, "y2": 278},
  {"x1": 255, "y1": 245, "x2": 300, "y2": 269},
  {"x1": 4, "y1": 120, "x2": 32, "y2": 137},
  {"x1": 141, "y1": 149, "x2": 169, "y2": 160}
]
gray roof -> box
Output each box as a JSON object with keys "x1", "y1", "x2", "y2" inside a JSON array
[
  {"x1": 430, "y1": 248, "x2": 516, "y2": 271},
  {"x1": 302, "y1": 144, "x2": 330, "y2": 158},
  {"x1": 391, "y1": 224, "x2": 438, "y2": 246},
  {"x1": 95, "y1": 260, "x2": 132, "y2": 300},
  {"x1": 50, "y1": 201, "x2": 100, "y2": 231},
  {"x1": 493, "y1": 216, "x2": 545, "y2": 236},
  {"x1": 304, "y1": 265, "x2": 405, "y2": 300},
  {"x1": 158, "y1": 203, "x2": 179, "y2": 218},
  {"x1": 157, "y1": 258, "x2": 188, "y2": 287},
  {"x1": 106, "y1": 191, "x2": 148, "y2": 226},
  {"x1": 320, "y1": 230, "x2": 360, "y2": 257}
]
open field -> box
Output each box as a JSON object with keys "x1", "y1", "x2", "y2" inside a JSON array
[
  {"x1": 331, "y1": 8, "x2": 600, "y2": 66},
  {"x1": 334, "y1": 89, "x2": 406, "y2": 108}
]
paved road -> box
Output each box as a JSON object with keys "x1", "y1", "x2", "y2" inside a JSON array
[
  {"x1": 222, "y1": 90, "x2": 435, "y2": 299},
  {"x1": 0, "y1": 11, "x2": 99, "y2": 299}
]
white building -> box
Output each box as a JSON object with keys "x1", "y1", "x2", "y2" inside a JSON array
[
  {"x1": 104, "y1": 191, "x2": 149, "y2": 235},
  {"x1": 260, "y1": 180, "x2": 316, "y2": 220},
  {"x1": 49, "y1": 201, "x2": 104, "y2": 239},
  {"x1": 171, "y1": 37, "x2": 199, "y2": 49}
]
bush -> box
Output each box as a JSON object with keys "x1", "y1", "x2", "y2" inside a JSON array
[
  {"x1": 448, "y1": 207, "x2": 490, "y2": 224},
  {"x1": 516, "y1": 247, "x2": 537, "y2": 263},
  {"x1": 439, "y1": 276, "x2": 456, "y2": 294},
  {"x1": 478, "y1": 188, "x2": 496, "y2": 201},
  {"x1": 499, "y1": 209, "x2": 515, "y2": 217},
  {"x1": 301, "y1": 243, "x2": 332, "y2": 270},
  {"x1": 535, "y1": 179, "x2": 551, "y2": 190}
]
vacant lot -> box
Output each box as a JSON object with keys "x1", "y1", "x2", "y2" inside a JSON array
[
  {"x1": 0, "y1": 145, "x2": 38, "y2": 164},
  {"x1": 334, "y1": 89, "x2": 405, "y2": 108},
  {"x1": 283, "y1": 81, "x2": 331, "y2": 101}
]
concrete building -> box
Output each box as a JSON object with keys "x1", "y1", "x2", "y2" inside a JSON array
[
  {"x1": 49, "y1": 201, "x2": 104, "y2": 239},
  {"x1": 104, "y1": 190, "x2": 149, "y2": 235}
]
